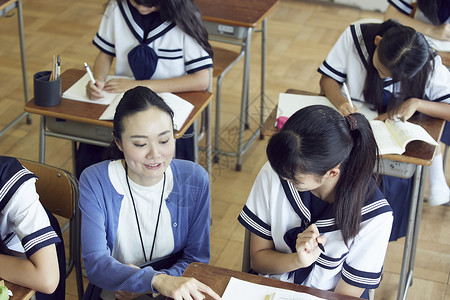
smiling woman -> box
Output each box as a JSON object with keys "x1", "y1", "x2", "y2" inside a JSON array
[{"x1": 78, "y1": 87, "x2": 220, "y2": 300}]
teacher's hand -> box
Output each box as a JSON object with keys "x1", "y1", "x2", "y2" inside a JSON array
[{"x1": 152, "y1": 274, "x2": 221, "y2": 300}]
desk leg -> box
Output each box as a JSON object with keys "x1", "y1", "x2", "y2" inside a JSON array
[
  {"x1": 236, "y1": 27, "x2": 252, "y2": 171},
  {"x1": 397, "y1": 165, "x2": 423, "y2": 300},
  {"x1": 260, "y1": 18, "x2": 267, "y2": 140},
  {"x1": 193, "y1": 119, "x2": 199, "y2": 164},
  {"x1": 206, "y1": 102, "x2": 212, "y2": 176},
  {"x1": 17, "y1": 0, "x2": 29, "y2": 108},
  {"x1": 39, "y1": 116, "x2": 46, "y2": 163}
]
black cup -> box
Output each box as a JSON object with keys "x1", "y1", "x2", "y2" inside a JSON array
[{"x1": 33, "y1": 71, "x2": 61, "y2": 107}]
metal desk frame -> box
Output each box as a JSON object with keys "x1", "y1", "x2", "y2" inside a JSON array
[{"x1": 0, "y1": 0, "x2": 31, "y2": 136}]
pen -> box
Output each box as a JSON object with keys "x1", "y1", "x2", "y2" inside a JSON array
[
  {"x1": 342, "y1": 82, "x2": 353, "y2": 108},
  {"x1": 318, "y1": 242, "x2": 325, "y2": 252},
  {"x1": 57, "y1": 55, "x2": 61, "y2": 79},
  {"x1": 84, "y1": 62, "x2": 96, "y2": 86}
]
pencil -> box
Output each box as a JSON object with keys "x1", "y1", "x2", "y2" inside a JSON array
[{"x1": 342, "y1": 82, "x2": 353, "y2": 108}]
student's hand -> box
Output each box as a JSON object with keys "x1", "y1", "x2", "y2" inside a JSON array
[
  {"x1": 104, "y1": 79, "x2": 137, "y2": 93},
  {"x1": 374, "y1": 113, "x2": 387, "y2": 121},
  {"x1": 389, "y1": 98, "x2": 420, "y2": 122},
  {"x1": 431, "y1": 23, "x2": 450, "y2": 41},
  {"x1": 295, "y1": 224, "x2": 326, "y2": 268},
  {"x1": 152, "y1": 274, "x2": 221, "y2": 300},
  {"x1": 86, "y1": 80, "x2": 105, "y2": 100},
  {"x1": 338, "y1": 102, "x2": 359, "y2": 116}
]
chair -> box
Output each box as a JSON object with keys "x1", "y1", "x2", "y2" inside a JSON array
[{"x1": 18, "y1": 159, "x2": 83, "y2": 300}]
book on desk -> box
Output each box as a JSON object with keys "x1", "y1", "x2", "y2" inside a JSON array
[{"x1": 276, "y1": 93, "x2": 438, "y2": 156}]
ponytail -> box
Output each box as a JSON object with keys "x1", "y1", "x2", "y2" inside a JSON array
[{"x1": 267, "y1": 106, "x2": 379, "y2": 244}]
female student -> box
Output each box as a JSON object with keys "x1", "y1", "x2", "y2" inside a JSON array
[
  {"x1": 318, "y1": 20, "x2": 450, "y2": 238},
  {"x1": 77, "y1": 0, "x2": 214, "y2": 176},
  {"x1": 0, "y1": 156, "x2": 61, "y2": 297},
  {"x1": 79, "y1": 86, "x2": 220, "y2": 300},
  {"x1": 238, "y1": 106, "x2": 393, "y2": 298},
  {"x1": 385, "y1": 0, "x2": 450, "y2": 41}
]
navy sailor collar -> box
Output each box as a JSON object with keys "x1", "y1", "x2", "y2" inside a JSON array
[
  {"x1": 279, "y1": 177, "x2": 391, "y2": 234},
  {"x1": 118, "y1": 0, "x2": 176, "y2": 45}
]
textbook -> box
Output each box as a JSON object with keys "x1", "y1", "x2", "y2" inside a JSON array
[
  {"x1": 62, "y1": 73, "x2": 194, "y2": 131},
  {"x1": 221, "y1": 277, "x2": 325, "y2": 300},
  {"x1": 369, "y1": 119, "x2": 438, "y2": 155},
  {"x1": 276, "y1": 93, "x2": 438, "y2": 155}
]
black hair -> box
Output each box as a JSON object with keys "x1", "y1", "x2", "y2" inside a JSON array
[
  {"x1": 121, "y1": 0, "x2": 213, "y2": 57},
  {"x1": 266, "y1": 105, "x2": 379, "y2": 245},
  {"x1": 364, "y1": 19, "x2": 434, "y2": 118},
  {"x1": 106, "y1": 86, "x2": 174, "y2": 159},
  {"x1": 417, "y1": 0, "x2": 443, "y2": 26}
]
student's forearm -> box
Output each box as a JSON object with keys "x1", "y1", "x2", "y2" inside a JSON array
[
  {"x1": 251, "y1": 249, "x2": 304, "y2": 275},
  {"x1": 334, "y1": 278, "x2": 365, "y2": 298},
  {"x1": 0, "y1": 246, "x2": 59, "y2": 294},
  {"x1": 319, "y1": 75, "x2": 351, "y2": 114},
  {"x1": 415, "y1": 99, "x2": 450, "y2": 121},
  {"x1": 140, "y1": 69, "x2": 210, "y2": 93},
  {"x1": 94, "y1": 51, "x2": 113, "y2": 82}
]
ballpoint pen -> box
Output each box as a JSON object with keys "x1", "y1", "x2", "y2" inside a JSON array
[
  {"x1": 84, "y1": 62, "x2": 96, "y2": 86},
  {"x1": 342, "y1": 82, "x2": 353, "y2": 108}
]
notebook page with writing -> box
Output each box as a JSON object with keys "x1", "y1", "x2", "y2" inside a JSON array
[
  {"x1": 62, "y1": 73, "x2": 130, "y2": 105},
  {"x1": 276, "y1": 93, "x2": 378, "y2": 121},
  {"x1": 99, "y1": 92, "x2": 194, "y2": 131}
]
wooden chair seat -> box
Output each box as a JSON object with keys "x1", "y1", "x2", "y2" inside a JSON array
[{"x1": 212, "y1": 47, "x2": 242, "y2": 78}]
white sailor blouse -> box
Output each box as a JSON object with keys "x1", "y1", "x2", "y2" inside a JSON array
[
  {"x1": 238, "y1": 162, "x2": 393, "y2": 291},
  {"x1": 388, "y1": 0, "x2": 450, "y2": 25},
  {"x1": 0, "y1": 156, "x2": 60, "y2": 257},
  {"x1": 93, "y1": 0, "x2": 213, "y2": 80},
  {"x1": 317, "y1": 23, "x2": 450, "y2": 108}
]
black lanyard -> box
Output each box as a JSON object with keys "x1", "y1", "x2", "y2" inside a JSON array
[{"x1": 125, "y1": 163, "x2": 166, "y2": 262}]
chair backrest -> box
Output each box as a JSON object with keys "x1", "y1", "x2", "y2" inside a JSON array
[
  {"x1": 18, "y1": 159, "x2": 84, "y2": 300},
  {"x1": 19, "y1": 159, "x2": 76, "y2": 219}
]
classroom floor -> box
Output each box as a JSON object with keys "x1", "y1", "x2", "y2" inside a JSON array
[{"x1": 0, "y1": 0, "x2": 449, "y2": 299}]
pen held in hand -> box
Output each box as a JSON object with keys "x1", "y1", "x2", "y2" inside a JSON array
[
  {"x1": 318, "y1": 242, "x2": 325, "y2": 252},
  {"x1": 84, "y1": 62, "x2": 96, "y2": 86},
  {"x1": 342, "y1": 82, "x2": 353, "y2": 108}
]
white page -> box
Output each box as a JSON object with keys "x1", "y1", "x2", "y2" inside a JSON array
[
  {"x1": 425, "y1": 35, "x2": 450, "y2": 52},
  {"x1": 99, "y1": 92, "x2": 194, "y2": 131},
  {"x1": 385, "y1": 119, "x2": 438, "y2": 149},
  {"x1": 221, "y1": 277, "x2": 325, "y2": 300},
  {"x1": 62, "y1": 73, "x2": 131, "y2": 105},
  {"x1": 369, "y1": 120, "x2": 403, "y2": 155},
  {"x1": 276, "y1": 93, "x2": 378, "y2": 121}
]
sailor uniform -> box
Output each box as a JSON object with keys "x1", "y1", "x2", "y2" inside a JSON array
[
  {"x1": 317, "y1": 23, "x2": 450, "y2": 240},
  {"x1": 388, "y1": 0, "x2": 450, "y2": 25},
  {"x1": 238, "y1": 162, "x2": 393, "y2": 292},
  {"x1": 0, "y1": 156, "x2": 60, "y2": 257},
  {"x1": 93, "y1": 0, "x2": 213, "y2": 80}
]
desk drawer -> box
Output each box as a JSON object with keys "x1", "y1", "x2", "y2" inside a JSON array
[
  {"x1": 204, "y1": 21, "x2": 248, "y2": 40},
  {"x1": 46, "y1": 117, "x2": 113, "y2": 143}
]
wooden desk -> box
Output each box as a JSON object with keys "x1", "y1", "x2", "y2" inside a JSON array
[
  {"x1": 2, "y1": 280, "x2": 34, "y2": 300},
  {"x1": 0, "y1": 0, "x2": 31, "y2": 137},
  {"x1": 196, "y1": 0, "x2": 279, "y2": 171},
  {"x1": 262, "y1": 90, "x2": 445, "y2": 300},
  {"x1": 182, "y1": 263, "x2": 360, "y2": 300},
  {"x1": 25, "y1": 69, "x2": 214, "y2": 173}
]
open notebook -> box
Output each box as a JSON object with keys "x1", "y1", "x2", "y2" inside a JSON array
[
  {"x1": 62, "y1": 73, "x2": 194, "y2": 131},
  {"x1": 276, "y1": 93, "x2": 438, "y2": 155}
]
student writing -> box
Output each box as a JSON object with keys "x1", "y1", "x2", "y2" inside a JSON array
[
  {"x1": 318, "y1": 20, "x2": 450, "y2": 240},
  {"x1": 79, "y1": 87, "x2": 220, "y2": 300},
  {"x1": 238, "y1": 106, "x2": 393, "y2": 299}
]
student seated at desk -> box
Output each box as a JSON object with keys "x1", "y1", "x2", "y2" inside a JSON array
[
  {"x1": 0, "y1": 156, "x2": 63, "y2": 299},
  {"x1": 79, "y1": 87, "x2": 220, "y2": 300},
  {"x1": 238, "y1": 106, "x2": 393, "y2": 299},
  {"x1": 318, "y1": 19, "x2": 450, "y2": 240},
  {"x1": 76, "y1": 0, "x2": 214, "y2": 177}
]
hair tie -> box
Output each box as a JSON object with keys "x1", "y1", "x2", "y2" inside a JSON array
[{"x1": 345, "y1": 115, "x2": 358, "y2": 131}]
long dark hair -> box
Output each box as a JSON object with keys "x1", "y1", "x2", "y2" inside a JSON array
[
  {"x1": 121, "y1": 0, "x2": 213, "y2": 57},
  {"x1": 363, "y1": 20, "x2": 434, "y2": 117},
  {"x1": 417, "y1": 0, "x2": 444, "y2": 25},
  {"x1": 106, "y1": 86, "x2": 174, "y2": 159},
  {"x1": 266, "y1": 105, "x2": 379, "y2": 244}
]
